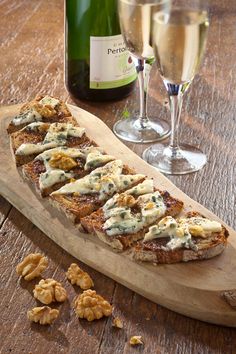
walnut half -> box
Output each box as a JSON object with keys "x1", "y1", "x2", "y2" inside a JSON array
[
  {"x1": 74, "y1": 290, "x2": 112, "y2": 321},
  {"x1": 33, "y1": 278, "x2": 67, "y2": 305},
  {"x1": 27, "y1": 306, "x2": 59, "y2": 325},
  {"x1": 66, "y1": 263, "x2": 94, "y2": 290},
  {"x1": 33, "y1": 103, "x2": 56, "y2": 118},
  {"x1": 49, "y1": 152, "x2": 77, "y2": 170},
  {"x1": 112, "y1": 317, "x2": 123, "y2": 329},
  {"x1": 129, "y1": 336, "x2": 144, "y2": 346},
  {"x1": 16, "y1": 253, "x2": 48, "y2": 281}
]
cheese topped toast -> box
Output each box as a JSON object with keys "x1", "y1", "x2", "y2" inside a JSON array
[
  {"x1": 23, "y1": 146, "x2": 115, "y2": 197},
  {"x1": 11, "y1": 121, "x2": 91, "y2": 166},
  {"x1": 7, "y1": 95, "x2": 71, "y2": 134},
  {"x1": 50, "y1": 160, "x2": 145, "y2": 223},
  {"x1": 133, "y1": 212, "x2": 229, "y2": 263},
  {"x1": 80, "y1": 179, "x2": 184, "y2": 251},
  {"x1": 7, "y1": 95, "x2": 229, "y2": 265}
]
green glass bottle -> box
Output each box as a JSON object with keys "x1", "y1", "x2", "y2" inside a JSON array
[{"x1": 65, "y1": 0, "x2": 137, "y2": 101}]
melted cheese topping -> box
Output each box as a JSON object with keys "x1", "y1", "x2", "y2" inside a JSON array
[
  {"x1": 39, "y1": 170, "x2": 73, "y2": 189},
  {"x1": 22, "y1": 122, "x2": 48, "y2": 132},
  {"x1": 15, "y1": 123, "x2": 85, "y2": 156},
  {"x1": 90, "y1": 159, "x2": 123, "y2": 176},
  {"x1": 102, "y1": 181, "x2": 167, "y2": 236},
  {"x1": 12, "y1": 109, "x2": 42, "y2": 126},
  {"x1": 39, "y1": 96, "x2": 60, "y2": 108},
  {"x1": 35, "y1": 147, "x2": 117, "y2": 190},
  {"x1": 82, "y1": 146, "x2": 104, "y2": 155},
  {"x1": 51, "y1": 160, "x2": 145, "y2": 200},
  {"x1": 84, "y1": 151, "x2": 115, "y2": 170},
  {"x1": 43, "y1": 123, "x2": 85, "y2": 144},
  {"x1": 144, "y1": 216, "x2": 222, "y2": 251},
  {"x1": 179, "y1": 217, "x2": 222, "y2": 234},
  {"x1": 51, "y1": 159, "x2": 123, "y2": 195},
  {"x1": 126, "y1": 179, "x2": 154, "y2": 195},
  {"x1": 138, "y1": 192, "x2": 166, "y2": 220},
  {"x1": 12, "y1": 96, "x2": 60, "y2": 126},
  {"x1": 51, "y1": 172, "x2": 144, "y2": 200},
  {"x1": 104, "y1": 214, "x2": 143, "y2": 236},
  {"x1": 16, "y1": 142, "x2": 57, "y2": 155},
  {"x1": 36, "y1": 147, "x2": 83, "y2": 189},
  {"x1": 36, "y1": 147, "x2": 85, "y2": 162},
  {"x1": 103, "y1": 179, "x2": 154, "y2": 214}
]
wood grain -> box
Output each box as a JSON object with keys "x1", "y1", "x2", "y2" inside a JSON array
[{"x1": 0, "y1": 0, "x2": 236, "y2": 353}]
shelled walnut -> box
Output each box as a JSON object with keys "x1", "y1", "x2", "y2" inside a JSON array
[
  {"x1": 129, "y1": 336, "x2": 144, "y2": 346},
  {"x1": 74, "y1": 289, "x2": 112, "y2": 321},
  {"x1": 117, "y1": 193, "x2": 136, "y2": 207},
  {"x1": 33, "y1": 278, "x2": 67, "y2": 305},
  {"x1": 16, "y1": 253, "x2": 48, "y2": 281},
  {"x1": 66, "y1": 263, "x2": 94, "y2": 290},
  {"x1": 27, "y1": 306, "x2": 59, "y2": 325},
  {"x1": 49, "y1": 152, "x2": 77, "y2": 170},
  {"x1": 112, "y1": 317, "x2": 123, "y2": 329},
  {"x1": 33, "y1": 103, "x2": 56, "y2": 118}
]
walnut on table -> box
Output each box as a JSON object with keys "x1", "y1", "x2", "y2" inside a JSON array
[
  {"x1": 33, "y1": 278, "x2": 67, "y2": 305},
  {"x1": 66, "y1": 263, "x2": 94, "y2": 290},
  {"x1": 112, "y1": 317, "x2": 123, "y2": 329},
  {"x1": 16, "y1": 253, "x2": 48, "y2": 281},
  {"x1": 27, "y1": 306, "x2": 59, "y2": 325},
  {"x1": 129, "y1": 336, "x2": 144, "y2": 346},
  {"x1": 74, "y1": 289, "x2": 112, "y2": 321}
]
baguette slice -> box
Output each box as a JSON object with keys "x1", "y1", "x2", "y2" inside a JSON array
[
  {"x1": 22, "y1": 147, "x2": 115, "y2": 197},
  {"x1": 80, "y1": 188, "x2": 183, "y2": 251},
  {"x1": 7, "y1": 95, "x2": 71, "y2": 134},
  {"x1": 11, "y1": 120, "x2": 91, "y2": 166},
  {"x1": 133, "y1": 212, "x2": 229, "y2": 263},
  {"x1": 49, "y1": 160, "x2": 144, "y2": 224}
]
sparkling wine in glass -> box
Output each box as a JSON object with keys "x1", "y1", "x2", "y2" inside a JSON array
[
  {"x1": 113, "y1": 0, "x2": 170, "y2": 143},
  {"x1": 143, "y1": 1, "x2": 209, "y2": 173}
]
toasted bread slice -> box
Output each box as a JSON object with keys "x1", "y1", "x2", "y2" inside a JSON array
[
  {"x1": 133, "y1": 212, "x2": 229, "y2": 263},
  {"x1": 80, "y1": 189, "x2": 183, "y2": 251},
  {"x1": 49, "y1": 161, "x2": 143, "y2": 224},
  {"x1": 7, "y1": 95, "x2": 71, "y2": 134},
  {"x1": 22, "y1": 147, "x2": 115, "y2": 197},
  {"x1": 11, "y1": 120, "x2": 91, "y2": 166}
]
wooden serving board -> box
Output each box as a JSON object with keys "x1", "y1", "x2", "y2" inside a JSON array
[{"x1": 1, "y1": 104, "x2": 236, "y2": 327}]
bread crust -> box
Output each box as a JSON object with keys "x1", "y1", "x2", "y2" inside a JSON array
[
  {"x1": 133, "y1": 215, "x2": 229, "y2": 263},
  {"x1": 7, "y1": 95, "x2": 71, "y2": 134}
]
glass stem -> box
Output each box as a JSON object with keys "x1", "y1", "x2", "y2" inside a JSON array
[
  {"x1": 136, "y1": 58, "x2": 151, "y2": 128},
  {"x1": 166, "y1": 83, "x2": 184, "y2": 155}
]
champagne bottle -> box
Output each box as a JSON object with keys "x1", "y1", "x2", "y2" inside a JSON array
[{"x1": 65, "y1": 0, "x2": 137, "y2": 101}]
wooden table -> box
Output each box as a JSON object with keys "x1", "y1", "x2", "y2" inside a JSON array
[{"x1": 0, "y1": 1, "x2": 235, "y2": 353}]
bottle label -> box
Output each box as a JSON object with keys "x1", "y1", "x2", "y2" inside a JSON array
[{"x1": 90, "y1": 34, "x2": 136, "y2": 89}]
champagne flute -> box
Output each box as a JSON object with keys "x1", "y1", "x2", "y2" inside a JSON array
[
  {"x1": 143, "y1": 0, "x2": 209, "y2": 174},
  {"x1": 113, "y1": 0, "x2": 170, "y2": 143}
]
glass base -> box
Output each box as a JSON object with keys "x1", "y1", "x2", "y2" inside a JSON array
[
  {"x1": 113, "y1": 117, "x2": 170, "y2": 143},
  {"x1": 143, "y1": 143, "x2": 207, "y2": 175}
]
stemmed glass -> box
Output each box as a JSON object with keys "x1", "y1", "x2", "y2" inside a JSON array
[
  {"x1": 143, "y1": 0, "x2": 209, "y2": 174},
  {"x1": 113, "y1": 0, "x2": 170, "y2": 143}
]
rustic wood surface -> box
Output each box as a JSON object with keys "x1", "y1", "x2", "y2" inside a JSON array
[{"x1": 0, "y1": 0, "x2": 235, "y2": 353}]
